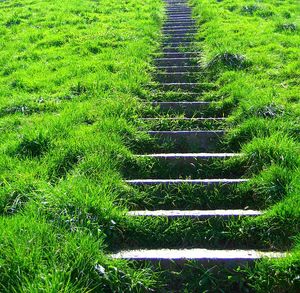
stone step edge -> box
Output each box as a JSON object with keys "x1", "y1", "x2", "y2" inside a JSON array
[
  {"x1": 127, "y1": 209, "x2": 260, "y2": 217},
  {"x1": 126, "y1": 178, "x2": 248, "y2": 185},
  {"x1": 147, "y1": 130, "x2": 224, "y2": 134},
  {"x1": 155, "y1": 58, "x2": 198, "y2": 60},
  {"x1": 149, "y1": 101, "x2": 211, "y2": 105},
  {"x1": 140, "y1": 117, "x2": 226, "y2": 121},
  {"x1": 156, "y1": 65, "x2": 201, "y2": 68},
  {"x1": 151, "y1": 92, "x2": 201, "y2": 96},
  {"x1": 154, "y1": 52, "x2": 200, "y2": 55},
  {"x1": 162, "y1": 28, "x2": 197, "y2": 31},
  {"x1": 162, "y1": 26, "x2": 196, "y2": 30},
  {"x1": 111, "y1": 248, "x2": 285, "y2": 261},
  {"x1": 135, "y1": 153, "x2": 242, "y2": 158},
  {"x1": 151, "y1": 83, "x2": 203, "y2": 86}
]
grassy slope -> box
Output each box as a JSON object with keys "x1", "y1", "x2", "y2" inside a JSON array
[
  {"x1": 191, "y1": 0, "x2": 300, "y2": 291},
  {"x1": 0, "y1": 0, "x2": 300, "y2": 291},
  {"x1": 0, "y1": 0, "x2": 164, "y2": 291}
]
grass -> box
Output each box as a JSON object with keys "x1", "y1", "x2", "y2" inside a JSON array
[
  {"x1": 189, "y1": 0, "x2": 300, "y2": 290},
  {"x1": 0, "y1": 0, "x2": 164, "y2": 291},
  {"x1": 0, "y1": 0, "x2": 299, "y2": 291}
]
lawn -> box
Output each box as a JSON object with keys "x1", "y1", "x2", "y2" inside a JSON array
[
  {"x1": 190, "y1": 0, "x2": 300, "y2": 290},
  {"x1": 0, "y1": 0, "x2": 164, "y2": 291},
  {"x1": 0, "y1": 0, "x2": 299, "y2": 291}
]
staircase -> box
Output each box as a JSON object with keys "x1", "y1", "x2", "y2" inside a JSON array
[{"x1": 112, "y1": 0, "x2": 285, "y2": 287}]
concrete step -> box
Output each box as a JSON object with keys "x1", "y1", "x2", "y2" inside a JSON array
[
  {"x1": 150, "y1": 101, "x2": 210, "y2": 114},
  {"x1": 163, "y1": 23, "x2": 196, "y2": 28},
  {"x1": 164, "y1": 32, "x2": 196, "y2": 38},
  {"x1": 167, "y1": 11, "x2": 192, "y2": 15},
  {"x1": 161, "y1": 47, "x2": 196, "y2": 53},
  {"x1": 155, "y1": 57, "x2": 197, "y2": 67},
  {"x1": 157, "y1": 82, "x2": 202, "y2": 91},
  {"x1": 163, "y1": 29, "x2": 197, "y2": 35},
  {"x1": 167, "y1": 14, "x2": 192, "y2": 19},
  {"x1": 156, "y1": 65, "x2": 200, "y2": 72},
  {"x1": 126, "y1": 178, "x2": 247, "y2": 186},
  {"x1": 166, "y1": 1, "x2": 189, "y2": 4},
  {"x1": 127, "y1": 209, "x2": 259, "y2": 217},
  {"x1": 155, "y1": 72, "x2": 198, "y2": 83},
  {"x1": 164, "y1": 20, "x2": 195, "y2": 26},
  {"x1": 137, "y1": 153, "x2": 241, "y2": 159},
  {"x1": 163, "y1": 26, "x2": 196, "y2": 31},
  {"x1": 150, "y1": 92, "x2": 201, "y2": 102},
  {"x1": 130, "y1": 153, "x2": 244, "y2": 179},
  {"x1": 140, "y1": 117, "x2": 226, "y2": 129},
  {"x1": 166, "y1": 8, "x2": 191, "y2": 13},
  {"x1": 163, "y1": 25, "x2": 196, "y2": 31},
  {"x1": 165, "y1": 0, "x2": 189, "y2": 2},
  {"x1": 165, "y1": 2, "x2": 189, "y2": 6},
  {"x1": 111, "y1": 248, "x2": 285, "y2": 266},
  {"x1": 162, "y1": 41, "x2": 200, "y2": 48},
  {"x1": 165, "y1": 17, "x2": 194, "y2": 22},
  {"x1": 163, "y1": 36, "x2": 194, "y2": 43},
  {"x1": 147, "y1": 130, "x2": 224, "y2": 152},
  {"x1": 141, "y1": 117, "x2": 226, "y2": 121},
  {"x1": 155, "y1": 51, "x2": 199, "y2": 58}
]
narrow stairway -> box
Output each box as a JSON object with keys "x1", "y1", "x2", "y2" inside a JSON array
[{"x1": 112, "y1": 0, "x2": 285, "y2": 284}]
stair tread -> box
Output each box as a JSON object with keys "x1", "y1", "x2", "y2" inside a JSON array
[
  {"x1": 156, "y1": 65, "x2": 200, "y2": 68},
  {"x1": 126, "y1": 178, "x2": 248, "y2": 184},
  {"x1": 141, "y1": 117, "x2": 226, "y2": 120},
  {"x1": 157, "y1": 83, "x2": 202, "y2": 85},
  {"x1": 127, "y1": 209, "x2": 261, "y2": 217},
  {"x1": 147, "y1": 130, "x2": 224, "y2": 133},
  {"x1": 112, "y1": 248, "x2": 285, "y2": 260},
  {"x1": 136, "y1": 153, "x2": 241, "y2": 158},
  {"x1": 151, "y1": 101, "x2": 210, "y2": 104},
  {"x1": 155, "y1": 57, "x2": 198, "y2": 60}
]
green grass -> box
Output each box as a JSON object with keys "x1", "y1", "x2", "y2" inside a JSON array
[
  {"x1": 190, "y1": 0, "x2": 300, "y2": 290},
  {"x1": 0, "y1": 0, "x2": 300, "y2": 291},
  {"x1": 0, "y1": 0, "x2": 164, "y2": 291}
]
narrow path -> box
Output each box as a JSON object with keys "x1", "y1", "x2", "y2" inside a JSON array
[{"x1": 112, "y1": 0, "x2": 284, "y2": 281}]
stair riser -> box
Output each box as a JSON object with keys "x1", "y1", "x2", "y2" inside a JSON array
[
  {"x1": 161, "y1": 47, "x2": 196, "y2": 53},
  {"x1": 127, "y1": 180, "x2": 242, "y2": 186},
  {"x1": 163, "y1": 25, "x2": 196, "y2": 31},
  {"x1": 148, "y1": 131, "x2": 224, "y2": 152},
  {"x1": 140, "y1": 118, "x2": 226, "y2": 131},
  {"x1": 161, "y1": 41, "x2": 199, "y2": 48},
  {"x1": 166, "y1": 9, "x2": 191, "y2": 13},
  {"x1": 109, "y1": 217, "x2": 272, "y2": 251},
  {"x1": 151, "y1": 102, "x2": 209, "y2": 113},
  {"x1": 165, "y1": 1, "x2": 189, "y2": 4},
  {"x1": 156, "y1": 66, "x2": 200, "y2": 72},
  {"x1": 165, "y1": 17, "x2": 194, "y2": 21},
  {"x1": 128, "y1": 159, "x2": 244, "y2": 180},
  {"x1": 163, "y1": 36, "x2": 194, "y2": 43},
  {"x1": 164, "y1": 32, "x2": 197, "y2": 38},
  {"x1": 150, "y1": 93, "x2": 200, "y2": 102},
  {"x1": 120, "y1": 182, "x2": 257, "y2": 210},
  {"x1": 163, "y1": 29, "x2": 197, "y2": 35},
  {"x1": 164, "y1": 20, "x2": 195, "y2": 25},
  {"x1": 167, "y1": 14, "x2": 192, "y2": 19},
  {"x1": 155, "y1": 58, "x2": 197, "y2": 67},
  {"x1": 166, "y1": 10, "x2": 191, "y2": 14},
  {"x1": 163, "y1": 22, "x2": 195, "y2": 28},
  {"x1": 155, "y1": 73, "x2": 198, "y2": 83},
  {"x1": 155, "y1": 52, "x2": 199, "y2": 58},
  {"x1": 158, "y1": 83, "x2": 201, "y2": 91},
  {"x1": 111, "y1": 258, "x2": 266, "y2": 270}
]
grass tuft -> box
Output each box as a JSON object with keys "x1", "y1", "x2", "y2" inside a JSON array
[{"x1": 17, "y1": 132, "x2": 51, "y2": 158}]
